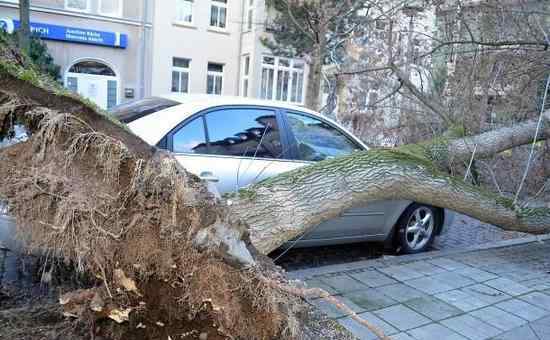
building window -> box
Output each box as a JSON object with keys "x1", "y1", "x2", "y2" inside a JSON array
[
  {"x1": 210, "y1": 0, "x2": 227, "y2": 29},
  {"x1": 172, "y1": 58, "x2": 190, "y2": 93},
  {"x1": 65, "y1": 0, "x2": 90, "y2": 12},
  {"x1": 176, "y1": 0, "x2": 194, "y2": 24},
  {"x1": 241, "y1": 55, "x2": 250, "y2": 97},
  {"x1": 99, "y1": 0, "x2": 122, "y2": 17},
  {"x1": 207, "y1": 63, "x2": 224, "y2": 95},
  {"x1": 245, "y1": 0, "x2": 254, "y2": 31},
  {"x1": 260, "y1": 56, "x2": 304, "y2": 104}
]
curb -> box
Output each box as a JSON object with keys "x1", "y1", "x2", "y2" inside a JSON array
[{"x1": 287, "y1": 234, "x2": 550, "y2": 280}]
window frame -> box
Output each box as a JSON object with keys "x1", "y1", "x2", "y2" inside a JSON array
[
  {"x1": 98, "y1": 0, "x2": 123, "y2": 17},
  {"x1": 282, "y1": 110, "x2": 365, "y2": 162},
  {"x1": 175, "y1": 0, "x2": 194, "y2": 25},
  {"x1": 206, "y1": 62, "x2": 224, "y2": 95},
  {"x1": 165, "y1": 105, "x2": 293, "y2": 161},
  {"x1": 241, "y1": 55, "x2": 250, "y2": 97},
  {"x1": 210, "y1": 0, "x2": 228, "y2": 30},
  {"x1": 260, "y1": 55, "x2": 305, "y2": 105},
  {"x1": 172, "y1": 57, "x2": 191, "y2": 94},
  {"x1": 65, "y1": 0, "x2": 91, "y2": 13}
]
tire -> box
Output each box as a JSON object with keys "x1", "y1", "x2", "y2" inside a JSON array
[{"x1": 395, "y1": 204, "x2": 438, "y2": 254}]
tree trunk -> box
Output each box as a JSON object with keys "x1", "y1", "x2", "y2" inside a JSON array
[
  {"x1": 232, "y1": 149, "x2": 550, "y2": 254},
  {"x1": 305, "y1": 34, "x2": 326, "y2": 111},
  {"x1": 231, "y1": 109, "x2": 550, "y2": 255},
  {"x1": 18, "y1": 0, "x2": 31, "y2": 53}
]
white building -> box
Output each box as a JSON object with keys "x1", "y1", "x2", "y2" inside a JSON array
[
  {"x1": 150, "y1": 0, "x2": 308, "y2": 105},
  {"x1": 0, "y1": 0, "x2": 153, "y2": 110},
  {"x1": 0, "y1": 0, "x2": 309, "y2": 108}
]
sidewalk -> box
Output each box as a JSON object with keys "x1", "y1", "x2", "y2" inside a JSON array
[{"x1": 290, "y1": 237, "x2": 550, "y2": 340}]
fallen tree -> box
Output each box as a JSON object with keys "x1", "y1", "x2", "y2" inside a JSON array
[
  {"x1": 0, "y1": 38, "x2": 324, "y2": 340},
  {"x1": 0, "y1": 33, "x2": 549, "y2": 339},
  {"x1": 233, "y1": 147, "x2": 550, "y2": 254}
]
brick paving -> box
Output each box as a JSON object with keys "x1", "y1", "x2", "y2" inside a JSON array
[
  {"x1": 433, "y1": 214, "x2": 529, "y2": 250},
  {"x1": 290, "y1": 238, "x2": 550, "y2": 340}
]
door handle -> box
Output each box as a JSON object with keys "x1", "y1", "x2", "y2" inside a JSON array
[{"x1": 199, "y1": 171, "x2": 219, "y2": 183}]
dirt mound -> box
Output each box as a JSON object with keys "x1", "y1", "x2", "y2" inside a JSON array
[{"x1": 0, "y1": 35, "x2": 312, "y2": 339}]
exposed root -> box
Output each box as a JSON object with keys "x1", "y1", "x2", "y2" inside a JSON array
[
  {"x1": 0, "y1": 90, "x2": 303, "y2": 339},
  {"x1": 66, "y1": 131, "x2": 129, "y2": 183}
]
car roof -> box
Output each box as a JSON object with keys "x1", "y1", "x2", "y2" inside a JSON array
[
  {"x1": 160, "y1": 93, "x2": 320, "y2": 112},
  {"x1": 127, "y1": 94, "x2": 367, "y2": 149}
]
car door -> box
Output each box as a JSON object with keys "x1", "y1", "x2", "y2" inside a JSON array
[
  {"x1": 169, "y1": 106, "x2": 305, "y2": 194},
  {"x1": 283, "y1": 111, "x2": 387, "y2": 241}
]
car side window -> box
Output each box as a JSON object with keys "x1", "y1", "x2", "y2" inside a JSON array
[
  {"x1": 205, "y1": 108, "x2": 283, "y2": 158},
  {"x1": 286, "y1": 112, "x2": 361, "y2": 161},
  {"x1": 172, "y1": 116, "x2": 208, "y2": 154}
]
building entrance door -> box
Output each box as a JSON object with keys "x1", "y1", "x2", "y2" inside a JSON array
[{"x1": 65, "y1": 60, "x2": 118, "y2": 110}]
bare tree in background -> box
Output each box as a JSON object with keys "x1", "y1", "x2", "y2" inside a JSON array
[
  {"x1": 262, "y1": 0, "x2": 374, "y2": 111},
  {"x1": 328, "y1": 0, "x2": 549, "y2": 200}
]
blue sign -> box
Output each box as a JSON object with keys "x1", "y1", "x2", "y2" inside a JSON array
[{"x1": 0, "y1": 18, "x2": 127, "y2": 49}]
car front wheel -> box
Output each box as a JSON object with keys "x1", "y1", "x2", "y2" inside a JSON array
[{"x1": 396, "y1": 204, "x2": 437, "y2": 254}]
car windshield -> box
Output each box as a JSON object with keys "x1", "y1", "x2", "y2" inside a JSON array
[{"x1": 110, "y1": 97, "x2": 180, "y2": 123}]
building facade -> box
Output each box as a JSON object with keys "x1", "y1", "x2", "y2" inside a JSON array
[
  {"x1": 0, "y1": 0, "x2": 153, "y2": 110},
  {"x1": 237, "y1": 0, "x2": 307, "y2": 104},
  {"x1": 150, "y1": 0, "x2": 308, "y2": 105},
  {"x1": 150, "y1": 0, "x2": 241, "y2": 97},
  {"x1": 0, "y1": 0, "x2": 308, "y2": 109}
]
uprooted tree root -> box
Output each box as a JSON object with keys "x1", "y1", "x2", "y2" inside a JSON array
[
  {"x1": 0, "y1": 37, "x2": 312, "y2": 338},
  {"x1": 0, "y1": 103, "x2": 302, "y2": 338}
]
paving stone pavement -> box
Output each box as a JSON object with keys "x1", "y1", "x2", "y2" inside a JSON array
[
  {"x1": 432, "y1": 214, "x2": 529, "y2": 250},
  {"x1": 292, "y1": 239, "x2": 550, "y2": 340}
]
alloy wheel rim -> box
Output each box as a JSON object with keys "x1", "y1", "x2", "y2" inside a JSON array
[{"x1": 405, "y1": 207, "x2": 434, "y2": 251}]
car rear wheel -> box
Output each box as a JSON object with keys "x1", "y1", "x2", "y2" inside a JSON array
[{"x1": 396, "y1": 204, "x2": 437, "y2": 254}]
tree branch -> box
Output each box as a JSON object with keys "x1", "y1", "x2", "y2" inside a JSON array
[
  {"x1": 390, "y1": 63, "x2": 454, "y2": 125},
  {"x1": 447, "y1": 109, "x2": 550, "y2": 162}
]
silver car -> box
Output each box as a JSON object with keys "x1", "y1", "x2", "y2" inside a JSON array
[{"x1": 112, "y1": 94, "x2": 454, "y2": 254}]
